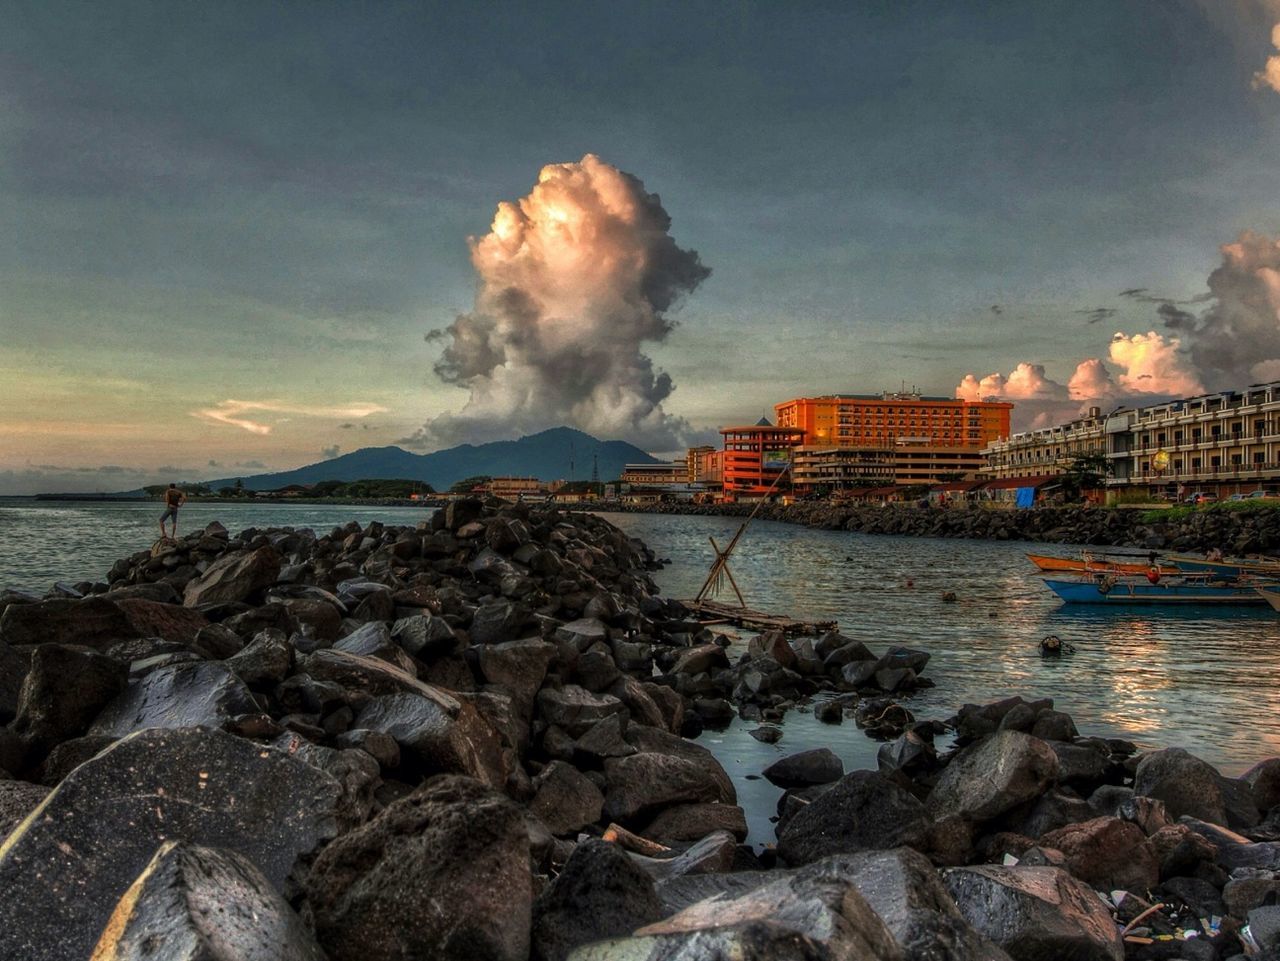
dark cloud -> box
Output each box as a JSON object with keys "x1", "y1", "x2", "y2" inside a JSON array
[
  {"x1": 1157, "y1": 302, "x2": 1196, "y2": 331},
  {"x1": 990, "y1": 305, "x2": 1003, "y2": 315},
  {"x1": 321, "y1": 445, "x2": 340, "y2": 459},
  {"x1": 1076, "y1": 307, "x2": 1118, "y2": 324},
  {"x1": 339, "y1": 423, "x2": 354, "y2": 429},
  {"x1": 235, "y1": 460, "x2": 267, "y2": 469}
]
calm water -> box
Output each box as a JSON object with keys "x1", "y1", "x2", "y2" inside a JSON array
[{"x1": 3, "y1": 499, "x2": 1278, "y2": 846}]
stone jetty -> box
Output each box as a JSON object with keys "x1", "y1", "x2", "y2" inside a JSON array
[{"x1": 0, "y1": 500, "x2": 1276, "y2": 959}]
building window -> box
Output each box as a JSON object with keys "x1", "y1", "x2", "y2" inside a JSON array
[{"x1": 1211, "y1": 456, "x2": 1221, "y2": 468}]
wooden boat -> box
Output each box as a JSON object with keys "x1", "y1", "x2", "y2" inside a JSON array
[
  {"x1": 1043, "y1": 576, "x2": 1272, "y2": 606},
  {"x1": 1027, "y1": 552, "x2": 1177, "y2": 576},
  {"x1": 1165, "y1": 554, "x2": 1280, "y2": 578}
]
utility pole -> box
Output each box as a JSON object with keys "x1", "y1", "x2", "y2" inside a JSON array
[{"x1": 591, "y1": 454, "x2": 599, "y2": 485}]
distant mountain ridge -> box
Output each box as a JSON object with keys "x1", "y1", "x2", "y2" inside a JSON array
[{"x1": 201, "y1": 427, "x2": 662, "y2": 492}]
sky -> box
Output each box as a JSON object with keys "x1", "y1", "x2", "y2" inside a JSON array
[{"x1": 6, "y1": 1, "x2": 1280, "y2": 493}]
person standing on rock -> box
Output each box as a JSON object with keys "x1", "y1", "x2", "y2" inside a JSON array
[{"x1": 159, "y1": 483, "x2": 186, "y2": 539}]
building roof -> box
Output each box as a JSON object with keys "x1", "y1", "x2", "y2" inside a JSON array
[{"x1": 979, "y1": 474, "x2": 1059, "y2": 490}]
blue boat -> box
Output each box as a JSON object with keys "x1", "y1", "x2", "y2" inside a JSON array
[
  {"x1": 1043, "y1": 576, "x2": 1273, "y2": 605},
  {"x1": 1166, "y1": 554, "x2": 1280, "y2": 578}
]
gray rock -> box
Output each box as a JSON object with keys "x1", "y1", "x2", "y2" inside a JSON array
[
  {"x1": 776, "y1": 770, "x2": 931, "y2": 866},
  {"x1": 0, "y1": 596, "x2": 135, "y2": 648},
  {"x1": 927, "y1": 731, "x2": 1059, "y2": 823},
  {"x1": 183, "y1": 545, "x2": 281, "y2": 607},
  {"x1": 0, "y1": 780, "x2": 49, "y2": 840},
  {"x1": 0, "y1": 639, "x2": 25, "y2": 724},
  {"x1": 763, "y1": 748, "x2": 844, "y2": 788},
  {"x1": 12, "y1": 643, "x2": 128, "y2": 749},
  {"x1": 644, "y1": 802, "x2": 749, "y2": 843},
  {"x1": 530, "y1": 760, "x2": 604, "y2": 836},
  {"x1": 565, "y1": 926, "x2": 833, "y2": 960},
  {"x1": 271, "y1": 732, "x2": 381, "y2": 833},
  {"x1": 576, "y1": 713, "x2": 638, "y2": 762},
  {"x1": 391, "y1": 613, "x2": 459, "y2": 657},
  {"x1": 943, "y1": 865, "x2": 1123, "y2": 961},
  {"x1": 538, "y1": 685, "x2": 628, "y2": 737},
  {"x1": 1037, "y1": 816, "x2": 1159, "y2": 891},
  {"x1": 1133, "y1": 747, "x2": 1228, "y2": 825},
  {"x1": 470, "y1": 598, "x2": 527, "y2": 644},
  {"x1": 1242, "y1": 757, "x2": 1280, "y2": 813},
  {"x1": 626, "y1": 726, "x2": 736, "y2": 804},
  {"x1": 225, "y1": 628, "x2": 294, "y2": 684},
  {"x1": 628, "y1": 830, "x2": 739, "y2": 882},
  {"x1": 307, "y1": 774, "x2": 531, "y2": 961},
  {"x1": 479, "y1": 637, "x2": 558, "y2": 717},
  {"x1": 90, "y1": 661, "x2": 259, "y2": 736},
  {"x1": 334, "y1": 621, "x2": 417, "y2": 675},
  {"x1": 1249, "y1": 904, "x2": 1280, "y2": 953},
  {"x1": 604, "y1": 751, "x2": 735, "y2": 824},
  {"x1": 90, "y1": 841, "x2": 326, "y2": 960},
  {"x1": 354, "y1": 691, "x2": 506, "y2": 789},
  {"x1": 532, "y1": 839, "x2": 665, "y2": 961},
  {"x1": 0, "y1": 727, "x2": 340, "y2": 961}
]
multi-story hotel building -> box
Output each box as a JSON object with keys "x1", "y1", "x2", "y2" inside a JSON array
[
  {"x1": 1105, "y1": 383, "x2": 1280, "y2": 494},
  {"x1": 981, "y1": 409, "x2": 1106, "y2": 480},
  {"x1": 775, "y1": 391, "x2": 1013, "y2": 487},
  {"x1": 620, "y1": 462, "x2": 687, "y2": 486},
  {"x1": 719, "y1": 420, "x2": 806, "y2": 499}
]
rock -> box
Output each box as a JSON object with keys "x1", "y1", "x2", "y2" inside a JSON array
[
  {"x1": 749, "y1": 725, "x2": 782, "y2": 744},
  {"x1": 470, "y1": 598, "x2": 528, "y2": 644},
  {"x1": 299, "y1": 648, "x2": 447, "y2": 699},
  {"x1": 354, "y1": 691, "x2": 506, "y2": 788},
  {"x1": 625, "y1": 726, "x2": 736, "y2": 804},
  {"x1": 1224, "y1": 876, "x2": 1280, "y2": 916},
  {"x1": 628, "y1": 830, "x2": 739, "y2": 882},
  {"x1": 0, "y1": 727, "x2": 340, "y2": 961},
  {"x1": 0, "y1": 639, "x2": 25, "y2": 723},
  {"x1": 114, "y1": 598, "x2": 210, "y2": 644},
  {"x1": 479, "y1": 637, "x2": 558, "y2": 717},
  {"x1": 1037, "y1": 816, "x2": 1160, "y2": 891},
  {"x1": 89, "y1": 841, "x2": 326, "y2": 961},
  {"x1": 762, "y1": 748, "x2": 844, "y2": 788},
  {"x1": 0, "y1": 596, "x2": 135, "y2": 648},
  {"x1": 671, "y1": 643, "x2": 730, "y2": 675},
  {"x1": 943, "y1": 865, "x2": 1123, "y2": 961},
  {"x1": 532, "y1": 839, "x2": 666, "y2": 961},
  {"x1": 1250, "y1": 905, "x2": 1280, "y2": 953},
  {"x1": 307, "y1": 774, "x2": 531, "y2": 961},
  {"x1": 34, "y1": 734, "x2": 118, "y2": 785},
  {"x1": 12, "y1": 644, "x2": 128, "y2": 749},
  {"x1": 1132, "y1": 747, "x2": 1227, "y2": 825},
  {"x1": 1243, "y1": 757, "x2": 1280, "y2": 813},
  {"x1": 776, "y1": 770, "x2": 931, "y2": 866},
  {"x1": 537, "y1": 685, "x2": 628, "y2": 737},
  {"x1": 565, "y1": 926, "x2": 833, "y2": 960},
  {"x1": 815, "y1": 700, "x2": 844, "y2": 724},
  {"x1": 575, "y1": 713, "x2": 637, "y2": 762},
  {"x1": 0, "y1": 779, "x2": 49, "y2": 840},
  {"x1": 748, "y1": 630, "x2": 795, "y2": 669},
  {"x1": 391, "y1": 613, "x2": 458, "y2": 658},
  {"x1": 805, "y1": 849, "x2": 1013, "y2": 961},
  {"x1": 927, "y1": 731, "x2": 1060, "y2": 823},
  {"x1": 630, "y1": 865, "x2": 902, "y2": 960},
  {"x1": 89, "y1": 661, "x2": 259, "y2": 736},
  {"x1": 604, "y1": 752, "x2": 734, "y2": 824},
  {"x1": 1157, "y1": 875, "x2": 1225, "y2": 919},
  {"x1": 183, "y1": 545, "x2": 281, "y2": 607},
  {"x1": 644, "y1": 803, "x2": 749, "y2": 843},
  {"x1": 1029, "y1": 710, "x2": 1078, "y2": 743},
  {"x1": 271, "y1": 733, "x2": 381, "y2": 833},
  {"x1": 225, "y1": 628, "x2": 294, "y2": 684},
  {"x1": 334, "y1": 621, "x2": 417, "y2": 675},
  {"x1": 530, "y1": 760, "x2": 605, "y2": 836}
]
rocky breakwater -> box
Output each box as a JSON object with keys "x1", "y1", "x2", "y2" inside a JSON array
[
  {"x1": 0, "y1": 498, "x2": 931, "y2": 961},
  {"x1": 0, "y1": 501, "x2": 1276, "y2": 960}
]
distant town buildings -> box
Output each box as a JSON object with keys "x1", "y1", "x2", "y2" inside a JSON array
[{"x1": 980, "y1": 408, "x2": 1106, "y2": 481}]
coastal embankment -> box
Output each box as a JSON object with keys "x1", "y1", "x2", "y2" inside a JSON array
[
  {"x1": 0, "y1": 501, "x2": 1278, "y2": 958},
  {"x1": 601, "y1": 500, "x2": 1280, "y2": 555}
]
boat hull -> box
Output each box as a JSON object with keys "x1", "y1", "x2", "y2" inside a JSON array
[
  {"x1": 1044, "y1": 578, "x2": 1272, "y2": 605},
  {"x1": 1166, "y1": 554, "x2": 1280, "y2": 578},
  {"x1": 1027, "y1": 553, "x2": 1176, "y2": 575},
  {"x1": 1256, "y1": 585, "x2": 1280, "y2": 612}
]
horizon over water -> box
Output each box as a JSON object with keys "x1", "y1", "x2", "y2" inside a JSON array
[{"x1": 3, "y1": 497, "x2": 1277, "y2": 846}]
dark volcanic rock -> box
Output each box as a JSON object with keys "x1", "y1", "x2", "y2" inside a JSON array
[
  {"x1": 530, "y1": 760, "x2": 605, "y2": 836},
  {"x1": 1133, "y1": 747, "x2": 1228, "y2": 825},
  {"x1": 0, "y1": 596, "x2": 135, "y2": 648},
  {"x1": 90, "y1": 841, "x2": 326, "y2": 961},
  {"x1": 225, "y1": 628, "x2": 294, "y2": 684},
  {"x1": 0, "y1": 639, "x2": 24, "y2": 723},
  {"x1": 354, "y1": 691, "x2": 507, "y2": 788},
  {"x1": 1037, "y1": 816, "x2": 1159, "y2": 892},
  {"x1": 115, "y1": 597, "x2": 210, "y2": 644},
  {"x1": 927, "y1": 731, "x2": 1059, "y2": 823},
  {"x1": 762, "y1": 748, "x2": 844, "y2": 788},
  {"x1": 538, "y1": 684, "x2": 628, "y2": 737},
  {"x1": 13, "y1": 643, "x2": 128, "y2": 749},
  {"x1": 183, "y1": 545, "x2": 281, "y2": 607},
  {"x1": 943, "y1": 864, "x2": 1123, "y2": 961},
  {"x1": 776, "y1": 770, "x2": 931, "y2": 866},
  {"x1": 0, "y1": 779, "x2": 49, "y2": 840},
  {"x1": 643, "y1": 802, "x2": 749, "y2": 843},
  {"x1": 604, "y1": 751, "x2": 735, "y2": 824},
  {"x1": 307, "y1": 774, "x2": 531, "y2": 961},
  {"x1": 0, "y1": 727, "x2": 340, "y2": 961},
  {"x1": 89, "y1": 661, "x2": 259, "y2": 737},
  {"x1": 531, "y1": 839, "x2": 665, "y2": 961}
]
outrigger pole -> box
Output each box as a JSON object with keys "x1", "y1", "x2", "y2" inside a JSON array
[{"x1": 693, "y1": 453, "x2": 792, "y2": 608}]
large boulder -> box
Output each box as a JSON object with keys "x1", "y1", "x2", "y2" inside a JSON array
[
  {"x1": 0, "y1": 727, "x2": 341, "y2": 961},
  {"x1": 0, "y1": 596, "x2": 135, "y2": 648},
  {"x1": 530, "y1": 760, "x2": 605, "y2": 836},
  {"x1": 0, "y1": 779, "x2": 49, "y2": 840},
  {"x1": 479, "y1": 638, "x2": 558, "y2": 717},
  {"x1": 625, "y1": 867, "x2": 902, "y2": 960},
  {"x1": 776, "y1": 770, "x2": 931, "y2": 866},
  {"x1": 307, "y1": 774, "x2": 531, "y2": 961},
  {"x1": 115, "y1": 598, "x2": 209, "y2": 644},
  {"x1": 763, "y1": 748, "x2": 844, "y2": 788},
  {"x1": 805, "y1": 850, "x2": 1013, "y2": 961},
  {"x1": 626, "y1": 725, "x2": 737, "y2": 803},
  {"x1": 531, "y1": 839, "x2": 666, "y2": 961},
  {"x1": 183, "y1": 545, "x2": 281, "y2": 607},
  {"x1": 89, "y1": 661, "x2": 259, "y2": 737},
  {"x1": 1133, "y1": 748, "x2": 1228, "y2": 825},
  {"x1": 604, "y1": 751, "x2": 735, "y2": 825},
  {"x1": 354, "y1": 691, "x2": 507, "y2": 789},
  {"x1": 644, "y1": 803, "x2": 749, "y2": 844},
  {"x1": 943, "y1": 865, "x2": 1123, "y2": 961},
  {"x1": 538, "y1": 685, "x2": 628, "y2": 737},
  {"x1": 1037, "y1": 816, "x2": 1159, "y2": 892},
  {"x1": 1242, "y1": 757, "x2": 1280, "y2": 813},
  {"x1": 12, "y1": 644, "x2": 128, "y2": 749},
  {"x1": 927, "y1": 731, "x2": 1059, "y2": 823},
  {"x1": 89, "y1": 841, "x2": 326, "y2": 961},
  {"x1": 0, "y1": 639, "x2": 25, "y2": 723}
]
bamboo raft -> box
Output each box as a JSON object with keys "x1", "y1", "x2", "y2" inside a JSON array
[{"x1": 683, "y1": 598, "x2": 836, "y2": 636}]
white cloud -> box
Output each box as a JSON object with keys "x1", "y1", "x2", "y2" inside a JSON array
[{"x1": 191, "y1": 399, "x2": 386, "y2": 434}]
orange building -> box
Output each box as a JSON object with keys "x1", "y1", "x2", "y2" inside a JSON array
[
  {"x1": 719, "y1": 419, "x2": 806, "y2": 500},
  {"x1": 774, "y1": 391, "x2": 1012, "y2": 449}
]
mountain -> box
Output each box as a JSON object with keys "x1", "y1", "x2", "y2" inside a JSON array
[{"x1": 201, "y1": 427, "x2": 663, "y2": 492}]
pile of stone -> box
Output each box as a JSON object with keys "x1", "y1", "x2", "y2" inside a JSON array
[{"x1": 1, "y1": 500, "x2": 1275, "y2": 960}]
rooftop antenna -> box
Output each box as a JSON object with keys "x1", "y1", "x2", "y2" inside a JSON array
[
  {"x1": 591, "y1": 453, "x2": 599, "y2": 485},
  {"x1": 569, "y1": 440, "x2": 575, "y2": 482}
]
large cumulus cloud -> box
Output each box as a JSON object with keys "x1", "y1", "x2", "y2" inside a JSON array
[{"x1": 405, "y1": 155, "x2": 710, "y2": 449}]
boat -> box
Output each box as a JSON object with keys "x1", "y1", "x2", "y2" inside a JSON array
[
  {"x1": 1043, "y1": 575, "x2": 1273, "y2": 605},
  {"x1": 1027, "y1": 552, "x2": 1177, "y2": 576},
  {"x1": 1165, "y1": 554, "x2": 1280, "y2": 578},
  {"x1": 1256, "y1": 584, "x2": 1280, "y2": 612}
]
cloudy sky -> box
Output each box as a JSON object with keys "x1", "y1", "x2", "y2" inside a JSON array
[{"x1": 6, "y1": 1, "x2": 1280, "y2": 493}]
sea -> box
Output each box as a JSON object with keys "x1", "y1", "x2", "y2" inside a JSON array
[{"x1": 3, "y1": 497, "x2": 1278, "y2": 845}]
